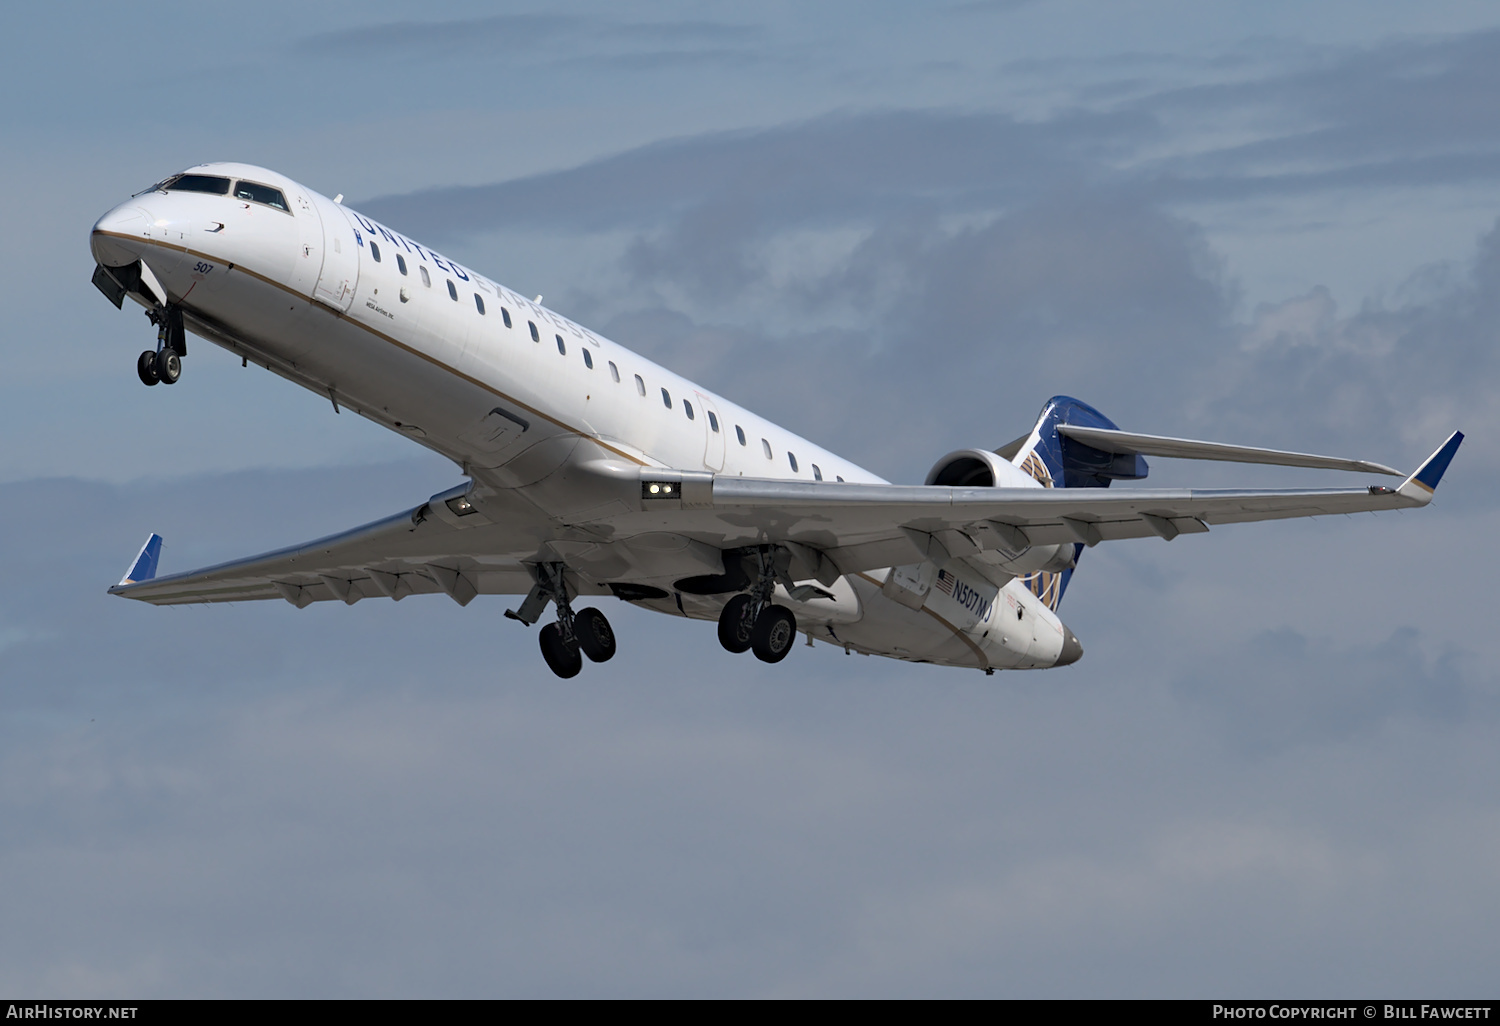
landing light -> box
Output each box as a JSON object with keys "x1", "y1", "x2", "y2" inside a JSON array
[
  {"x1": 642, "y1": 481, "x2": 676, "y2": 498},
  {"x1": 446, "y1": 495, "x2": 478, "y2": 517}
]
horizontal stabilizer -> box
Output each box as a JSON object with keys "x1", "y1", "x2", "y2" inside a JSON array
[
  {"x1": 1397, "y1": 431, "x2": 1464, "y2": 502},
  {"x1": 1056, "y1": 424, "x2": 1403, "y2": 476},
  {"x1": 119, "y1": 534, "x2": 162, "y2": 586}
]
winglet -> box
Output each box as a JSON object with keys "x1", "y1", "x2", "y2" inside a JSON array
[
  {"x1": 1397, "y1": 432, "x2": 1464, "y2": 502},
  {"x1": 118, "y1": 534, "x2": 162, "y2": 587}
]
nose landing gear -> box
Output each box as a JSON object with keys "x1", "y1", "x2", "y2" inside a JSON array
[{"x1": 138, "y1": 305, "x2": 185, "y2": 387}]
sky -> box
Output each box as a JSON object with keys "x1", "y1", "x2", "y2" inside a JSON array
[{"x1": 1, "y1": 0, "x2": 1498, "y2": 997}]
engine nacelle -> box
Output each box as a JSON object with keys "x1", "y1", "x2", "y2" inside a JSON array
[
  {"x1": 924, "y1": 448, "x2": 1077, "y2": 575},
  {"x1": 925, "y1": 448, "x2": 1038, "y2": 489}
]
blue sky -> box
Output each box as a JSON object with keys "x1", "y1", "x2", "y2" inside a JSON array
[{"x1": 2, "y1": 1, "x2": 1498, "y2": 996}]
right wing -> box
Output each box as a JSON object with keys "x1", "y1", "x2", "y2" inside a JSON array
[{"x1": 564, "y1": 431, "x2": 1465, "y2": 583}]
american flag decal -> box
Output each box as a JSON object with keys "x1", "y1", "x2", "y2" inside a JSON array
[{"x1": 934, "y1": 568, "x2": 956, "y2": 596}]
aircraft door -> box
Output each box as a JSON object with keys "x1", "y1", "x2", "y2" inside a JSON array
[
  {"x1": 313, "y1": 201, "x2": 361, "y2": 313},
  {"x1": 288, "y1": 187, "x2": 326, "y2": 299},
  {"x1": 697, "y1": 393, "x2": 725, "y2": 471}
]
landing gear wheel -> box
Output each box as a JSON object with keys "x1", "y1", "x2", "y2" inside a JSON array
[
  {"x1": 574, "y1": 607, "x2": 616, "y2": 663},
  {"x1": 539, "y1": 623, "x2": 582, "y2": 678},
  {"x1": 155, "y1": 347, "x2": 182, "y2": 385},
  {"x1": 717, "y1": 594, "x2": 755, "y2": 654},
  {"x1": 137, "y1": 350, "x2": 160, "y2": 386},
  {"x1": 751, "y1": 605, "x2": 797, "y2": 664}
]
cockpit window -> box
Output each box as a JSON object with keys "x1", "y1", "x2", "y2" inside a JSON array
[
  {"x1": 233, "y1": 180, "x2": 289, "y2": 212},
  {"x1": 160, "y1": 174, "x2": 232, "y2": 196}
]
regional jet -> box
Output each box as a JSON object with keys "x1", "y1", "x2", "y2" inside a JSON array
[{"x1": 90, "y1": 164, "x2": 1463, "y2": 678}]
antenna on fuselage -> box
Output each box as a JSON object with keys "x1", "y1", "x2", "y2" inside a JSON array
[
  {"x1": 333, "y1": 194, "x2": 344, "y2": 204},
  {"x1": 534, "y1": 295, "x2": 543, "y2": 304}
]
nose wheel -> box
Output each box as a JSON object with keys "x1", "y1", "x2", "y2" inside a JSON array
[
  {"x1": 137, "y1": 350, "x2": 160, "y2": 386},
  {"x1": 139, "y1": 347, "x2": 181, "y2": 385},
  {"x1": 138, "y1": 305, "x2": 185, "y2": 387}
]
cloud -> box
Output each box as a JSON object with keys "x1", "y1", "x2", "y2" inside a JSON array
[
  {"x1": 298, "y1": 13, "x2": 763, "y2": 67},
  {"x1": 1172, "y1": 626, "x2": 1483, "y2": 753},
  {"x1": 359, "y1": 108, "x2": 1153, "y2": 237},
  {"x1": 361, "y1": 28, "x2": 1500, "y2": 249}
]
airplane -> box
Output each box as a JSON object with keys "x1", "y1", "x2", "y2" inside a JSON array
[{"x1": 89, "y1": 163, "x2": 1464, "y2": 679}]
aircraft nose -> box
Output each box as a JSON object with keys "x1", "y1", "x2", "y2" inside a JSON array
[
  {"x1": 1056, "y1": 626, "x2": 1084, "y2": 666},
  {"x1": 90, "y1": 202, "x2": 151, "y2": 267}
]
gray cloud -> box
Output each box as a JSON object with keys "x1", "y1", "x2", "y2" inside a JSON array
[
  {"x1": 1172, "y1": 625, "x2": 1482, "y2": 754},
  {"x1": 361, "y1": 27, "x2": 1500, "y2": 253},
  {"x1": 360, "y1": 108, "x2": 1152, "y2": 237},
  {"x1": 298, "y1": 14, "x2": 762, "y2": 65},
  {"x1": 586, "y1": 185, "x2": 1492, "y2": 489},
  {"x1": 299, "y1": 14, "x2": 577, "y2": 57}
]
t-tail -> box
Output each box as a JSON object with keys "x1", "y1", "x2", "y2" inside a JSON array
[{"x1": 1005, "y1": 396, "x2": 1148, "y2": 611}]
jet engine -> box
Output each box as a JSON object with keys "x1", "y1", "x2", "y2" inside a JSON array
[{"x1": 924, "y1": 448, "x2": 1077, "y2": 575}]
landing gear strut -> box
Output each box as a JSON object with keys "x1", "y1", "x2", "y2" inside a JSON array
[
  {"x1": 507, "y1": 562, "x2": 617, "y2": 678},
  {"x1": 139, "y1": 305, "x2": 185, "y2": 387},
  {"x1": 716, "y1": 547, "x2": 798, "y2": 664}
]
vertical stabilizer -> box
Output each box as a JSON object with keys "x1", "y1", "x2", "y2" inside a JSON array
[{"x1": 1006, "y1": 397, "x2": 1147, "y2": 610}]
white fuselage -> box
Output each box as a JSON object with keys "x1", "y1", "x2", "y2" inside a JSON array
[{"x1": 91, "y1": 162, "x2": 1074, "y2": 671}]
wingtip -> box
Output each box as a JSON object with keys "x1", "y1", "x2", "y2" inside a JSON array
[
  {"x1": 116, "y1": 533, "x2": 163, "y2": 588},
  {"x1": 1397, "y1": 431, "x2": 1463, "y2": 502}
]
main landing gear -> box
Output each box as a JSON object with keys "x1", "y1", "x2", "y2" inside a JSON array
[
  {"x1": 508, "y1": 562, "x2": 617, "y2": 679},
  {"x1": 716, "y1": 547, "x2": 798, "y2": 664},
  {"x1": 137, "y1": 305, "x2": 185, "y2": 387}
]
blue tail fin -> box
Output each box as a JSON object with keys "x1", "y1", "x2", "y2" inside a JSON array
[{"x1": 1009, "y1": 397, "x2": 1146, "y2": 610}]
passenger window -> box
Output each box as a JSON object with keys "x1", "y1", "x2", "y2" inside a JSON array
[
  {"x1": 396, "y1": 254, "x2": 408, "y2": 275},
  {"x1": 370, "y1": 242, "x2": 382, "y2": 263},
  {"x1": 556, "y1": 335, "x2": 566, "y2": 355},
  {"x1": 735, "y1": 425, "x2": 746, "y2": 445},
  {"x1": 635, "y1": 374, "x2": 646, "y2": 396},
  {"x1": 707, "y1": 411, "x2": 719, "y2": 433},
  {"x1": 529, "y1": 321, "x2": 539, "y2": 342},
  {"x1": 582, "y1": 349, "x2": 593, "y2": 369},
  {"x1": 788, "y1": 452, "x2": 799, "y2": 472},
  {"x1": 475, "y1": 294, "x2": 485, "y2": 314},
  {"x1": 812, "y1": 464, "x2": 823, "y2": 481},
  {"x1": 661, "y1": 388, "x2": 672, "y2": 409},
  {"x1": 501, "y1": 308, "x2": 512, "y2": 328},
  {"x1": 762, "y1": 439, "x2": 772, "y2": 459},
  {"x1": 420, "y1": 266, "x2": 431, "y2": 287},
  {"x1": 684, "y1": 400, "x2": 695, "y2": 420},
  {"x1": 233, "y1": 181, "x2": 289, "y2": 211},
  {"x1": 163, "y1": 174, "x2": 231, "y2": 195},
  {"x1": 447, "y1": 280, "x2": 457, "y2": 301},
  {"x1": 609, "y1": 361, "x2": 620, "y2": 382}
]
